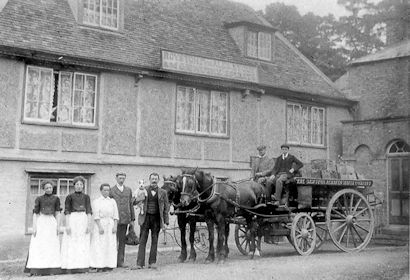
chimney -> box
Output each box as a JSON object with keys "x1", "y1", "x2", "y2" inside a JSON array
[{"x1": 385, "y1": 0, "x2": 410, "y2": 45}]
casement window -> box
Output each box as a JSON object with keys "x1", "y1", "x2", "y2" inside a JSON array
[
  {"x1": 176, "y1": 86, "x2": 228, "y2": 136},
  {"x1": 83, "y1": 0, "x2": 119, "y2": 30},
  {"x1": 24, "y1": 66, "x2": 97, "y2": 127},
  {"x1": 26, "y1": 173, "x2": 90, "y2": 233},
  {"x1": 287, "y1": 102, "x2": 325, "y2": 146},
  {"x1": 247, "y1": 31, "x2": 272, "y2": 61}
]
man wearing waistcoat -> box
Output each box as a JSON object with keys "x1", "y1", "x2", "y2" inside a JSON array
[
  {"x1": 269, "y1": 145, "x2": 303, "y2": 206},
  {"x1": 134, "y1": 173, "x2": 169, "y2": 269},
  {"x1": 109, "y1": 172, "x2": 135, "y2": 268}
]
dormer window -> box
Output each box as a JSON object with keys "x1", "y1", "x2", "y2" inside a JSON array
[
  {"x1": 247, "y1": 31, "x2": 272, "y2": 61},
  {"x1": 83, "y1": 0, "x2": 119, "y2": 30}
]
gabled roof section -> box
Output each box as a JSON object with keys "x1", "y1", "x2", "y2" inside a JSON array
[
  {"x1": 0, "y1": 0, "x2": 351, "y2": 103},
  {"x1": 224, "y1": 21, "x2": 278, "y2": 32},
  {"x1": 351, "y1": 39, "x2": 410, "y2": 65}
]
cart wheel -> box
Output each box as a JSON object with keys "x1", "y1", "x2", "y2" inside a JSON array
[
  {"x1": 235, "y1": 223, "x2": 251, "y2": 255},
  {"x1": 291, "y1": 213, "x2": 316, "y2": 256},
  {"x1": 173, "y1": 219, "x2": 209, "y2": 253},
  {"x1": 315, "y1": 222, "x2": 328, "y2": 250},
  {"x1": 326, "y1": 189, "x2": 374, "y2": 253}
]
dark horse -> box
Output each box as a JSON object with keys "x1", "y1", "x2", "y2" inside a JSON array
[
  {"x1": 162, "y1": 175, "x2": 205, "y2": 262},
  {"x1": 179, "y1": 169, "x2": 265, "y2": 263}
]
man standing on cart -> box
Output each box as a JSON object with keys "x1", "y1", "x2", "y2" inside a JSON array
[{"x1": 268, "y1": 144, "x2": 303, "y2": 206}]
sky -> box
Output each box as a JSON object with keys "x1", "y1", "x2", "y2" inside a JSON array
[{"x1": 232, "y1": 0, "x2": 379, "y2": 18}]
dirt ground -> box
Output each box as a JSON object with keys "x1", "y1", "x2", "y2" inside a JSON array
[{"x1": 1, "y1": 240, "x2": 408, "y2": 280}]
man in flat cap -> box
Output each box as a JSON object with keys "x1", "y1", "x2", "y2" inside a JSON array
[
  {"x1": 252, "y1": 145, "x2": 275, "y2": 196},
  {"x1": 269, "y1": 145, "x2": 303, "y2": 206},
  {"x1": 109, "y1": 172, "x2": 135, "y2": 268}
]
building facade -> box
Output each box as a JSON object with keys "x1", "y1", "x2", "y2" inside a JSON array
[
  {"x1": 0, "y1": 0, "x2": 353, "y2": 257},
  {"x1": 336, "y1": 6, "x2": 410, "y2": 230}
]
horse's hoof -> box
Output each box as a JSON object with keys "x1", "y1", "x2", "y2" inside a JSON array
[
  {"x1": 217, "y1": 259, "x2": 225, "y2": 265},
  {"x1": 205, "y1": 258, "x2": 214, "y2": 264},
  {"x1": 178, "y1": 257, "x2": 186, "y2": 263}
]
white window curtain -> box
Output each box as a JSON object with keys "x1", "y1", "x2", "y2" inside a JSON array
[
  {"x1": 24, "y1": 66, "x2": 54, "y2": 122},
  {"x1": 211, "y1": 91, "x2": 228, "y2": 135},
  {"x1": 287, "y1": 103, "x2": 325, "y2": 146}
]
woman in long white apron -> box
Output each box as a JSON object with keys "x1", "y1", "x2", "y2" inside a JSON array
[
  {"x1": 61, "y1": 176, "x2": 92, "y2": 273},
  {"x1": 90, "y1": 183, "x2": 119, "y2": 271},
  {"x1": 25, "y1": 180, "x2": 62, "y2": 276}
]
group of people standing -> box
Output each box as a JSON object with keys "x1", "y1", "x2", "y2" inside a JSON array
[{"x1": 25, "y1": 172, "x2": 169, "y2": 276}]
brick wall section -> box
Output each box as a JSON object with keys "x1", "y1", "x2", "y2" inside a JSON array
[{"x1": 344, "y1": 58, "x2": 409, "y2": 120}]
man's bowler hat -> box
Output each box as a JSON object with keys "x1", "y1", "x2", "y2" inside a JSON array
[{"x1": 280, "y1": 144, "x2": 290, "y2": 149}]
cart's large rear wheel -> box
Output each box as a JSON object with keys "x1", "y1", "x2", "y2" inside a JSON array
[
  {"x1": 326, "y1": 189, "x2": 374, "y2": 252},
  {"x1": 234, "y1": 223, "x2": 251, "y2": 255},
  {"x1": 291, "y1": 213, "x2": 316, "y2": 256}
]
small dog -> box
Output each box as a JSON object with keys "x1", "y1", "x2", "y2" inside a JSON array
[{"x1": 134, "y1": 180, "x2": 148, "y2": 215}]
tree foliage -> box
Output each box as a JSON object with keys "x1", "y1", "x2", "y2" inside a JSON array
[{"x1": 262, "y1": 0, "x2": 403, "y2": 81}]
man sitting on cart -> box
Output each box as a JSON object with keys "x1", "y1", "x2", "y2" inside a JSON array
[
  {"x1": 252, "y1": 145, "x2": 275, "y2": 195},
  {"x1": 267, "y1": 144, "x2": 303, "y2": 206}
]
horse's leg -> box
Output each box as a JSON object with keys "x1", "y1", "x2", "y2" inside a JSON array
[
  {"x1": 246, "y1": 216, "x2": 257, "y2": 259},
  {"x1": 216, "y1": 214, "x2": 226, "y2": 264},
  {"x1": 224, "y1": 221, "x2": 230, "y2": 258},
  {"x1": 256, "y1": 224, "x2": 263, "y2": 257},
  {"x1": 177, "y1": 214, "x2": 187, "y2": 262},
  {"x1": 205, "y1": 216, "x2": 215, "y2": 263},
  {"x1": 188, "y1": 219, "x2": 197, "y2": 262}
]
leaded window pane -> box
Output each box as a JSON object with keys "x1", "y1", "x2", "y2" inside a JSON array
[
  {"x1": 196, "y1": 89, "x2": 210, "y2": 133},
  {"x1": 247, "y1": 31, "x2": 258, "y2": 58},
  {"x1": 258, "y1": 32, "x2": 271, "y2": 60}
]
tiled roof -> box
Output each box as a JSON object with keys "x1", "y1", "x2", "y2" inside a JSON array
[
  {"x1": 351, "y1": 39, "x2": 410, "y2": 65},
  {"x1": 0, "y1": 0, "x2": 348, "y2": 102}
]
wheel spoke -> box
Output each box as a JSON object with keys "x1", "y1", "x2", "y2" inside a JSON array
[
  {"x1": 330, "y1": 219, "x2": 347, "y2": 222},
  {"x1": 350, "y1": 193, "x2": 355, "y2": 214},
  {"x1": 303, "y1": 217, "x2": 307, "y2": 228},
  {"x1": 306, "y1": 220, "x2": 311, "y2": 229},
  {"x1": 354, "y1": 207, "x2": 369, "y2": 217},
  {"x1": 343, "y1": 194, "x2": 349, "y2": 215},
  {"x1": 332, "y1": 222, "x2": 347, "y2": 234},
  {"x1": 346, "y1": 226, "x2": 350, "y2": 248},
  {"x1": 350, "y1": 227, "x2": 357, "y2": 248},
  {"x1": 338, "y1": 225, "x2": 348, "y2": 244},
  {"x1": 355, "y1": 222, "x2": 370, "y2": 233},
  {"x1": 240, "y1": 238, "x2": 247, "y2": 246},
  {"x1": 355, "y1": 219, "x2": 372, "y2": 222},
  {"x1": 332, "y1": 209, "x2": 347, "y2": 219},
  {"x1": 353, "y1": 198, "x2": 362, "y2": 213},
  {"x1": 352, "y1": 224, "x2": 365, "y2": 243}
]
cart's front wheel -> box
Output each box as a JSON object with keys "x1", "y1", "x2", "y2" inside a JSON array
[
  {"x1": 326, "y1": 189, "x2": 374, "y2": 252},
  {"x1": 234, "y1": 223, "x2": 251, "y2": 256},
  {"x1": 291, "y1": 213, "x2": 316, "y2": 256}
]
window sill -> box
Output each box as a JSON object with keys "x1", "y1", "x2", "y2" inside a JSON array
[
  {"x1": 22, "y1": 120, "x2": 99, "y2": 130},
  {"x1": 286, "y1": 143, "x2": 327, "y2": 149},
  {"x1": 175, "y1": 131, "x2": 229, "y2": 139}
]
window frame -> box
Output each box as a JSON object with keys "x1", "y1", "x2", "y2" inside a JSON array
[
  {"x1": 286, "y1": 102, "x2": 326, "y2": 147},
  {"x1": 175, "y1": 85, "x2": 229, "y2": 138},
  {"x1": 83, "y1": 0, "x2": 120, "y2": 31},
  {"x1": 23, "y1": 65, "x2": 98, "y2": 128},
  {"x1": 246, "y1": 30, "x2": 272, "y2": 61}
]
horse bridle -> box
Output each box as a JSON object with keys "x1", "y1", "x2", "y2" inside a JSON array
[{"x1": 180, "y1": 173, "x2": 199, "y2": 199}]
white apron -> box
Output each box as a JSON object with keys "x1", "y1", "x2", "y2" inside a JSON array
[
  {"x1": 61, "y1": 212, "x2": 90, "y2": 269},
  {"x1": 26, "y1": 214, "x2": 61, "y2": 269}
]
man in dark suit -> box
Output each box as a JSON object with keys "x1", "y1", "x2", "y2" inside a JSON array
[
  {"x1": 109, "y1": 172, "x2": 135, "y2": 268},
  {"x1": 269, "y1": 144, "x2": 303, "y2": 206},
  {"x1": 134, "y1": 173, "x2": 169, "y2": 270}
]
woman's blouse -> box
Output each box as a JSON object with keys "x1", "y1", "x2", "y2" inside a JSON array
[
  {"x1": 33, "y1": 194, "x2": 61, "y2": 215},
  {"x1": 64, "y1": 192, "x2": 92, "y2": 215},
  {"x1": 92, "y1": 196, "x2": 119, "y2": 221}
]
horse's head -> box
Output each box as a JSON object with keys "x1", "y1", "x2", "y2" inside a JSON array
[
  {"x1": 162, "y1": 175, "x2": 180, "y2": 205},
  {"x1": 179, "y1": 168, "x2": 201, "y2": 206}
]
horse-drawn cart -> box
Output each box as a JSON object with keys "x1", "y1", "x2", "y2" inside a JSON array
[{"x1": 234, "y1": 177, "x2": 382, "y2": 256}]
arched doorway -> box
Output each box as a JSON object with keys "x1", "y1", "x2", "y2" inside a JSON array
[{"x1": 387, "y1": 140, "x2": 409, "y2": 225}]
